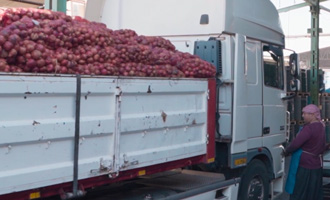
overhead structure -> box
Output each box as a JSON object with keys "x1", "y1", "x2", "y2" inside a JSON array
[
  {"x1": 308, "y1": 0, "x2": 320, "y2": 105},
  {"x1": 278, "y1": 0, "x2": 329, "y2": 13},
  {"x1": 277, "y1": 0, "x2": 330, "y2": 105}
]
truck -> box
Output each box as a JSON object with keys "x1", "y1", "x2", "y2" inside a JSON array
[{"x1": 0, "y1": 0, "x2": 300, "y2": 199}]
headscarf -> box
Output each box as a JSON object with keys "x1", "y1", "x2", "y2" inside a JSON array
[{"x1": 302, "y1": 104, "x2": 324, "y2": 126}]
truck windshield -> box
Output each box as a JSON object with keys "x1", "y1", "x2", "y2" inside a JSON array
[{"x1": 263, "y1": 46, "x2": 284, "y2": 90}]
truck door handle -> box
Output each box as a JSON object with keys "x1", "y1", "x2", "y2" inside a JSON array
[{"x1": 263, "y1": 127, "x2": 270, "y2": 134}]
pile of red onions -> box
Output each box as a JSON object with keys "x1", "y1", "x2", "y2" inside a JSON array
[{"x1": 0, "y1": 8, "x2": 216, "y2": 78}]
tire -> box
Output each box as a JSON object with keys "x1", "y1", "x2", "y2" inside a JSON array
[{"x1": 238, "y1": 159, "x2": 270, "y2": 200}]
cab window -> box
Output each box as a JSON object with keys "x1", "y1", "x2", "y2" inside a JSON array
[{"x1": 263, "y1": 46, "x2": 284, "y2": 90}]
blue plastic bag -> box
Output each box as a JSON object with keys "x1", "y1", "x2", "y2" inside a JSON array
[{"x1": 285, "y1": 127, "x2": 303, "y2": 194}]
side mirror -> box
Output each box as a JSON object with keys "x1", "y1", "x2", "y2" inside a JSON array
[{"x1": 289, "y1": 53, "x2": 299, "y2": 78}]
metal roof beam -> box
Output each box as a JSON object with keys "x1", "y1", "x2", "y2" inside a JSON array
[
  {"x1": 320, "y1": 5, "x2": 330, "y2": 12},
  {"x1": 278, "y1": 2, "x2": 309, "y2": 12},
  {"x1": 285, "y1": 33, "x2": 330, "y2": 38},
  {"x1": 306, "y1": 0, "x2": 330, "y2": 12},
  {"x1": 277, "y1": 0, "x2": 330, "y2": 13}
]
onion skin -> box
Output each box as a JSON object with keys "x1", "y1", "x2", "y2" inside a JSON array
[
  {"x1": 31, "y1": 50, "x2": 42, "y2": 60},
  {"x1": 3, "y1": 41, "x2": 13, "y2": 51},
  {"x1": 18, "y1": 46, "x2": 26, "y2": 55},
  {"x1": 0, "y1": 35, "x2": 6, "y2": 45},
  {"x1": 8, "y1": 49, "x2": 17, "y2": 57}
]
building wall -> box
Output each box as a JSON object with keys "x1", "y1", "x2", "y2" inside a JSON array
[
  {"x1": 0, "y1": 0, "x2": 43, "y2": 8},
  {"x1": 299, "y1": 47, "x2": 330, "y2": 70}
]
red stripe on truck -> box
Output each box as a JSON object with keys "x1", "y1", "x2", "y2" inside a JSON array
[{"x1": 206, "y1": 79, "x2": 216, "y2": 162}]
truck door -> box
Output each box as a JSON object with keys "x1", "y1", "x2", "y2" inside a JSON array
[
  {"x1": 262, "y1": 45, "x2": 286, "y2": 139},
  {"x1": 262, "y1": 44, "x2": 286, "y2": 177},
  {"x1": 232, "y1": 34, "x2": 263, "y2": 155}
]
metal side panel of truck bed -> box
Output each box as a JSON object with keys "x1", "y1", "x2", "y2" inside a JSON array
[{"x1": 0, "y1": 74, "x2": 214, "y2": 196}]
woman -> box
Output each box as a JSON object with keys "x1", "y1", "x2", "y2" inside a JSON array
[{"x1": 284, "y1": 104, "x2": 326, "y2": 200}]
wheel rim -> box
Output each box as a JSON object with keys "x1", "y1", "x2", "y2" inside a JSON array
[{"x1": 247, "y1": 175, "x2": 264, "y2": 200}]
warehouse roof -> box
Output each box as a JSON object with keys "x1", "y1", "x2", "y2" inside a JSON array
[{"x1": 299, "y1": 46, "x2": 330, "y2": 70}]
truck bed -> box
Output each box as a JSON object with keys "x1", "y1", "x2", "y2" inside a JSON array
[
  {"x1": 74, "y1": 169, "x2": 239, "y2": 200},
  {"x1": 0, "y1": 74, "x2": 215, "y2": 198}
]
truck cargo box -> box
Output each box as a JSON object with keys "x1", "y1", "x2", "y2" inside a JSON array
[{"x1": 0, "y1": 74, "x2": 215, "y2": 198}]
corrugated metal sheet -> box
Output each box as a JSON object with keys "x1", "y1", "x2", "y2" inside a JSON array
[{"x1": 299, "y1": 46, "x2": 330, "y2": 69}]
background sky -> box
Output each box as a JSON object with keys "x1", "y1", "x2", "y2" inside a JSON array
[{"x1": 270, "y1": 0, "x2": 330, "y2": 53}]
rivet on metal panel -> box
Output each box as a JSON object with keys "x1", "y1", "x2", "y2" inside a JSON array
[
  {"x1": 163, "y1": 128, "x2": 169, "y2": 134},
  {"x1": 80, "y1": 137, "x2": 85, "y2": 145},
  {"x1": 142, "y1": 131, "x2": 147, "y2": 137},
  {"x1": 6, "y1": 145, "x2": 12, "y2": 154},
  {"x1": 206, "y1": 134, "x2": 209, "y2": 144},
  {"x1": 207, "y1": 89, "x2": 210, "y2": 100},
  {"x1": 46, "y1": 141, "x2": 51, "y2": 149}
]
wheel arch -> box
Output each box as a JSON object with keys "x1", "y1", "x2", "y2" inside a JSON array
[
  {"x1": 247, "y1": 148, "x2": 274, "y2": 180},
  {"x1": 238, "y1": 156, "x2": 271, "y2": 200}
]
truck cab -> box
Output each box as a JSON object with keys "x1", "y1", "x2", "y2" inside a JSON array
[{"x1": 84, "y1": 0, "x2": 291, "y2": 199}]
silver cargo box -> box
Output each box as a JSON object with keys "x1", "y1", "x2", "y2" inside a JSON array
[{"x1": 0, "y1": 75, "x2": 210, "y2": 195}]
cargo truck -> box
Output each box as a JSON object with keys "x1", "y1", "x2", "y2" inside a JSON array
[{"x1": 0, "y1": 0, "x2": 300, "y2": 199}]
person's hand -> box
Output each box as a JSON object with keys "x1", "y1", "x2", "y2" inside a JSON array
[
  {"x1": 325, "y1": 143, "x2": 330, "y2": 151},
  {"x1": 281, "y1": 149, "x2": 290, "y2": 157},
  {"x1": 326, "y1": 143, "x2": 330, "y2": 149}
]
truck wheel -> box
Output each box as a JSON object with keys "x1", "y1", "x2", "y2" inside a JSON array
[{"x1": 238, "y1": 160, "x2": 270, "y2": 200}]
